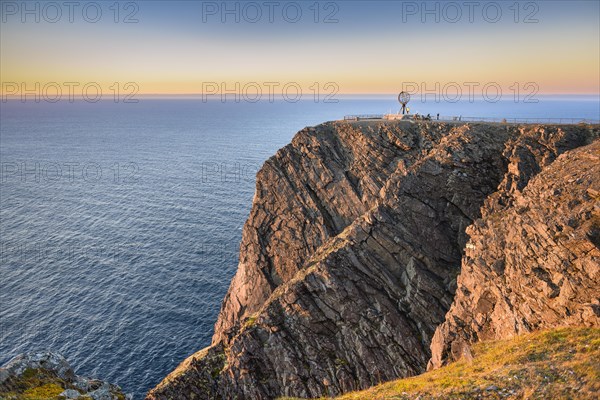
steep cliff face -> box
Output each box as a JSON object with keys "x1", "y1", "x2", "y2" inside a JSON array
[
  {"x1": 213, "y1": 121, "x2": 454, "y2": 344},
  {"x1": 148, "y1": 121, "x2": 598, "y2": 400},
  {"x1": 429, "y1": 139, "x2": 600, "y2": 370}
]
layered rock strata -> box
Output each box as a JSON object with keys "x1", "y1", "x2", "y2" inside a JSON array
[
  {"x1": 148, "y1": 121, "x2": 598, "y2": 399},
  {"x1": 429, "y1": 139, "x2": 600, "y2": 369}
]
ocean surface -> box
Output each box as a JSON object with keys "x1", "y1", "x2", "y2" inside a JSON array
[{"x1": 1, "y1": 96, "x2": 598, "y2": 398}]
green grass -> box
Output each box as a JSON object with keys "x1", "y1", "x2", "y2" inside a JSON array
[
  {"x1": 21, "y1": 383, "x2": 64, "y2": 399},
  {"x1": 280, "y1": 327, "x2": 600, "y2": 400},
  {"x1": 0, "y1": 368, "x2": 68, "y2": 400},
  {"x1": 243, "y1": 314, "x2": 258, "y2": 330},
  {"x1": 0, "y1": 366, "x2": 126, "y2": 400}
]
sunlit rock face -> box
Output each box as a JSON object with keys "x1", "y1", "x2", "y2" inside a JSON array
[
  {"x1": 147, "y1": 120, "x2": 599, "y2": 400},
  {"x1": 429, "y1": 138, "x2": 600, "y2": 370}
]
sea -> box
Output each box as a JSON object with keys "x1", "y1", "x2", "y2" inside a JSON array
[{"x1": 1, "y1": 95, "x2": 598, "y2": 398}]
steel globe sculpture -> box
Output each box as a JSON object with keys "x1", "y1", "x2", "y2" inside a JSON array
[{"x1": 398, "y1": 91, "x2": 410, "y2": 114}]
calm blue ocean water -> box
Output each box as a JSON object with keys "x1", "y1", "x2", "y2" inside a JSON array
[{"x1": 1, "y1": 96, "x2": 598, "y2": 398}]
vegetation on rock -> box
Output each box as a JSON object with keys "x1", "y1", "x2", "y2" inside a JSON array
[{"x1": 282, "y1": 327, "x2": 600, "y2": 400}]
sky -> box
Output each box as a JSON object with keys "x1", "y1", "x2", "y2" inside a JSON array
[{"x1": 1, "y1": 0, "x2": 599, "y2": 95}]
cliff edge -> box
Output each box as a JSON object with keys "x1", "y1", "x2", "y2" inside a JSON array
[{"x1": 147, "y1": 120, "x2": 599, "y2": 399}]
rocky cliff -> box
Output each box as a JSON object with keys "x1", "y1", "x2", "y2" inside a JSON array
[
  {"x1": 148, "y1": 120, "x2": 599, "y2": 400},
  {"x1": 0, "y1": 351, "x2": 128, "y2": 399},
  {"x1": 429, "y1": 138, "x2": 600, "y2": 370}
]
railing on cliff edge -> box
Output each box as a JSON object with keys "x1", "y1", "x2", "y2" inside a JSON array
[
  {"x1": 343, "y1": 115, "x2": 600, "y2": 124},
  {"x1": 343, "y1": 114, "x2": 385, "y2": 120}
]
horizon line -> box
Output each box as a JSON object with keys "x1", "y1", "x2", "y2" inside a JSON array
[{"x1": 2, "y1": 93, "x2": 599, "y2": 99}]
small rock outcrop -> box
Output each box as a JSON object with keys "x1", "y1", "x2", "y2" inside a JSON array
[
  {"x1": 429, "y1": 139, "x2": 600, "y2": 369},
  {"x1": 0, "y1": 351, "x2": 128, "y2": 400},
  {"x1": 148, "y1": 120, "x2": 599, "y2": 399}
]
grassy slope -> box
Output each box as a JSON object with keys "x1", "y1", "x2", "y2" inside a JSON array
[{"x1": 281, "y1": 327, "x2": 599, "y2": 400}]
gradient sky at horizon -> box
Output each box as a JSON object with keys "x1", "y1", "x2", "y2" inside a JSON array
[{"x1": 1, "y1": 0, "x2": 599, "y2": 95}]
